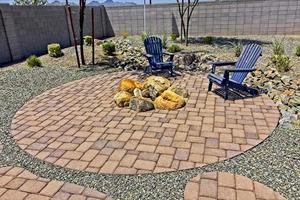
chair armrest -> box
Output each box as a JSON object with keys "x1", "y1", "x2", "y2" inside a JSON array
[
  {"x1": 144, "y1": 53, "x2": 153, "y2": 58},
  {"x1": 163, "y1": 52, "x2": 174, "y2": 56},
  {"x1": 163, "y1": 51, "x2": 175, "y2": 62},
  {"x1": 209, "y1": 61, "x2": 236, "y2": 74},
  {"x1": 208, "y1": 61, "x2": 236, "y2": 66},
  {"x1": 225, "y1": 68, "x2": 256, "y2": 73}
]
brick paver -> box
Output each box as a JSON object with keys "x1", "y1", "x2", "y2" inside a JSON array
[
  {"x1": 184, "y1": 172, "x2": 286, "y2": 200},
  {"x1": 0, "y1": 167, "x2": 112, "y2": 200},
  {"x1": 11, "y1": 72, "x2": 280, "y2": 174}
]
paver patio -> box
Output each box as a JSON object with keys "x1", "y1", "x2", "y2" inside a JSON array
[
  {"x1": 0, "y1": 167, "x2": 112, "y2": 200},
  {"x1": 184, "y1": 172, "x2": 286, "y2": 200},
  {"x1": 10, "y1": 72, "x2": 280, "y2": 174}
]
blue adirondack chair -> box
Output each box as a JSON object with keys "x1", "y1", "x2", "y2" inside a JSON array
[
  {"x1": 144, "y1": 36, "x2": 175, "y2": 75},
  {"x1": 207, "y1": 43, "x2": 262, "y2": 100}
]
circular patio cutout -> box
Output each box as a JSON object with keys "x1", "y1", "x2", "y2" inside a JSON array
[
  {"x1": 11, "y1": 72, "x2": 280, "y2": 174},
  {"x1": 184, "y1": 172, "x2": 286, "y2": 200},
  {"x1": 0, "y1": 166, "x2": 112, "y2": 200}
]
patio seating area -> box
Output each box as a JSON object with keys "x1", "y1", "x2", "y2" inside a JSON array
[{"x1": 11, "y1": 72, "x2": 279, "y2": 174}]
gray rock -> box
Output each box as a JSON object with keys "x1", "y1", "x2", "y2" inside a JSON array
[
  {"x1": 129, "y1": 97, "x2": 155, "y2": 112},
  {"x1": 288, "y1": 96, "x2": 300, "y2": 107}
]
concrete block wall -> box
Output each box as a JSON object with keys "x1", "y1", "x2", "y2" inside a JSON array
[
  {"x1": 0, "y1": 5, "x2": 114, "y2": 66},
  {"x1": 0, "y1": 10, "x2": 11, "y2": 64},
  {"x1": 105, "y1": 0, "x2": 300, "y2": 36}
]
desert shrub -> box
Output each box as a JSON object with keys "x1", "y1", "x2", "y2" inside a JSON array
[
  {"x1": 295, "y1": 44, "x2": 300, "y2": 56},
  {"x1": 170, "y1": 33, "x2": 178, "y2": 41},
  {"x1": 233, "y1": 42, "x2": 243, "y2": 57},
  {"x1": 168, "y1": 44, "x2": 182, "y2": 53},
  {"x1": 162, "y1": 34, "x2": 168, "y2": 49},
  {"x1": 203, "y1": 36, "x2": 214, "y2": 45},
  {"x1": 26, "y1": 55, "x2": 42, "y2": 67},
  {"x1": 121, "y1": 32, "x2": 129, "y2": 39},
  {"x1": 272, "y1": 38, "x2": 285, "y2": 55},
  {"x1": 47, "y1": 43, "x2": 63, "y2": 57},
  {"x1": 141, "y1": 32, "x2": 148, "y2": 42},
  {"x1": 271, "y1": 54, "x2": 291, "y2": 72},
  {"x1": 84, "y1": 36, "x2": 93, "y2": 46},
  {"x1": 102, "y1": 41, "x2": 116, "y2": 55},
  {"x1": 270, "y1": 38, "x2": 291, "y2": 72}
]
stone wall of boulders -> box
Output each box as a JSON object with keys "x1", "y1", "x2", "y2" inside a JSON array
[{"x1": 246, "y1": 67, "x2": 300, "y2": 124}]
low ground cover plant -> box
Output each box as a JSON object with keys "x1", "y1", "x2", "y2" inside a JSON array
[
  {"x1": 84, "y1": 36, "x2": 93, "y2": 46},
  {"x1": 203, "y1": 36, "x2": 214, "y2": 45},
  {"x1": 162, "y1": 34, "x2": 168, "y2": 49},
  {"x1": 47, "y1": 43, "x2": 63, "y2": 57},
  {"x1": 168, "y1": 44, "x2": 182, "y2": 53},
  {"x1": 121, "y1": 32, "x2": 129, "y2": 39},
  {"x1": 26, "y1": 55, "x2": 42, "y2": 67},
  {"x1": 141, "y1": 32, "x2": 148, "y2": 42},
  {"x1": 233, "y1": 42, "x2": 243, "y2": 57},
  {"x1": 102, "y1": 41, "x2": 116, "y2": 55},
  {"x1": 170, "y1": 33, "x2": 178, "y2": 41},
  {"x1": 271, "y1": 38, "x2": 291, "y2": 72},
  {"x1": 296, "y1": 44, "x2": 300, "y2": 56}
]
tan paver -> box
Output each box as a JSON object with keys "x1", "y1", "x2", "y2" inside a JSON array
[
  {"x1": 0, "y1": 167, "x2": 112, "y2": 200},
  {"x1": 11, "y1": 72, "x2": 280, "y2": 174},
  {"x1": 184, "y1": 172, "x2": 286, "y2": 200}
]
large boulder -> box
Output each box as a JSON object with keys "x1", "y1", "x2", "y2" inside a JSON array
[
  {"x1": 143, "y1": 76, "x2": 172, "y2": 99},
  {"x1": 129, "y1": 97, "x2": 155, "y2": 112},
  {"x1": 118, "y1": 79, "x2": 143, "y2": 93},
  {"x1": 114, "y1": 91, "x2": 132, "y2": 107},
  {"x1": 168, "y1": 85, "x2": 189, "y2": 98},
  {"x1": 154, "y1": 90, "x2": 186, "y2": 110}
]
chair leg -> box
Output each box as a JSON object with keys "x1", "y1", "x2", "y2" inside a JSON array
[
  {"x1": 208, "y1": 81, "x2": 213, "y2": 91},
  {"x1": 225, "y1": 85, "x2": 229, "y2": 100},
  {"x1": 170, "y1": 66, "x2": 174, "y2": 77}
]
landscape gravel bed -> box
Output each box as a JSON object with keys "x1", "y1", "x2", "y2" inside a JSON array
[{"x1": 0, "y1": 66, "x2": 299, "y2": 200}]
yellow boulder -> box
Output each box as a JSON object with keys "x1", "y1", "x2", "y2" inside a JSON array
[
  {"x1": 114, "y1": 91, "x2": 132, "y2": 107},
  {"x1": 143, "y1": 76, "x2": 172, "y2": 99},
  {"x1": 154, "y1": 90, "x2": 186, "y2": 110},
  {"x1": 118, "y1": 79, "x2": 143, "y2": 93}
]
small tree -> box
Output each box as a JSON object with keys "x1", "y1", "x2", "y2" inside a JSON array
[
  {"x1": 176, "y1": 0, "x2": 199, "y2": 46},
  {"x1": 13, "y1": 0, "x2": 47, "y2": 5}
]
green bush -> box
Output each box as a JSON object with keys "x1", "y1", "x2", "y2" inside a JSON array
[
  {"x1": 233, "y1": 42, "x2": 243, "y2": 57},
  {"x1": 162, "y1": 34, "x2": 168, "y2": 49},
  {"x1": 168, "y1": 44, "x2": 182, "y2": 53},
  {"x1": 141, "y1": 32, "x2": 148, "y2": 42},
  {"x1": 272, "y1": 38, "x2": 285, "y2": 55},
  {"x1": 170, "y1": 33, "x2": 178, "y2": 41},
  {"x1": 47, "y1": 43, "x2": 63, "y2": 57},
  {"x1": 121, "y1": 32, "x2": 129, "y2": 39},
  {"x1": 203, "y1": 36, "x2": 214, "y2": 45},
  {"x1": 26, "y1": 55, "x2": 42, "y2": 67},
  {"x1": 271, "y1": 54, "x2": 291, "y2": 72},
  {"x1": 102, "y1": 41, "x2": 116, "y2": 55},
  {"x1": 84, "y1": 36, "x2": 93, "y2": 46},
  {"x1": 295, "y1": 44, "x2": 300, "y2": 56}
]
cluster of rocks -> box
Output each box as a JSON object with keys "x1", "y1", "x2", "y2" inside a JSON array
[
  {"x1": 114, "y1": 76, "x2": 189, "y2": 112},
  {"x1": 173, "y1": 52, "x2": 216, "y2": 72},
  {"x1": 246, "y1": 67, "x2": 300, "y2": 123},
  {"x1": 113, "y1": 39, "x2": 148, "y2": 71}
]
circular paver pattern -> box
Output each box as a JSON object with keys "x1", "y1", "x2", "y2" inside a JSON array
[
  {"x1": 11, "y1": 72, "x2": 280, "y2": 174},
  {"x1": 184, "y1": 172, "x2": 286, "y2": 200},
  {"x1": 0, "y1": 167, "x2": 112, "y2": 200}
]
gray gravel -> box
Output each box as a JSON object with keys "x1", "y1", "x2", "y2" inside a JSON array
[{"x1": 0, "y1": 66, "x2": 299, "y2": 200}]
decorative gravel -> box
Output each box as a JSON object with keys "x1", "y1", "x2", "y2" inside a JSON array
[{"x1": 0, "y1": 66, "x2": 299, "y2": 200}]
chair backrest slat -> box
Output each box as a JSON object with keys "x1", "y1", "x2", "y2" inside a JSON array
[
  {"x1": 144, "y1": 36, "x2": 163, "y2": 65},
  {"x1": 232, "y1": 43, "x2": 262, "y2": 84}
]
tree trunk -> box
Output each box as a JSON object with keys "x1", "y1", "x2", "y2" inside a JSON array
[
  {"x1": 185, "y1": 0, "x2": 190, "y2": 46},
  {"x1": 79, "y1": 0, "x2": 86, "y2": 65}
]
